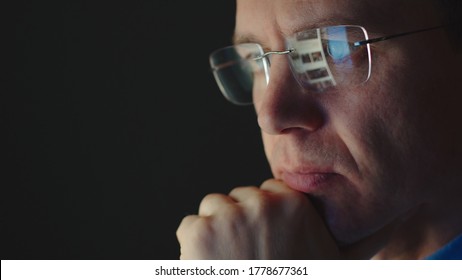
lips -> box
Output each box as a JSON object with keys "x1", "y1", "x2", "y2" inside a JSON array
[{"x1": 280, "y1": 171, "x2": 339, "y2": 194}]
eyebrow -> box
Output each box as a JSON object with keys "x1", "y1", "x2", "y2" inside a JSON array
[
  {"x1": 232, "y1": 33, "x2": 274, "y2": 52},
  {"x1": 232, "y1": 16, "x2": 351, "y2": 47},
  {"x1": 232, "y1": 34, "x2": 261, "y2": 45}
]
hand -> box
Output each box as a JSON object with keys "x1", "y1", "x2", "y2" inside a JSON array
[{"x1": 176, "y1": 179, "x2": 340, "y2": 259}]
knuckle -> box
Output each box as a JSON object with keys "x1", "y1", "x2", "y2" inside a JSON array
[
  {"x1": 176, "y1": 215, "x2": 195, "y2": 239},
  {"x1": 220, "y1": 202, "x2": 244, "y2": 221},
  {"x1": 283, "y1": 192, "x2": 311, "y2": 215},
  {"x1": 229, "y1": 186, "x2": 259, "y2": 197},
  {"x1": 191, "y1": 218, "x2": 214, "y2": 240},
  {"x1": 177, "y1": 217, "x2": 215, "y2": 260},
  {"x1": 287, "y1": 191, "x2": 307, "y2": 205},
  {"x1": 249, "y1": 191, "x2": 274, "y2": 216},
  {"x1": 250, "y1": 190, "x2": 309, "y2": 217},
  {"x1": 200, "y1": 193, "x2": 223, "y2": 206},
  {"x1": 180, "y1": 216, "x2": 213, "y2": 243},
  {"x1": 198, "y1": 193, "x2": 229, "y2": 215}
]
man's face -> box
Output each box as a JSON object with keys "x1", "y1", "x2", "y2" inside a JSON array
[{"x1": 235, "y1": 0, "x2": 461, "y2": 245}]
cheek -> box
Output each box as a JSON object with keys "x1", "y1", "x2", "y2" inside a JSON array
[
  {"x1": 261, "y1": 132, "x2": 274, "y2": 162},
  {"x1": 332, "y1": 55, "x2": 437, "y2": 203},
  {"x1": 334, "y1": 105, "x2": 402, "y2": 191}
]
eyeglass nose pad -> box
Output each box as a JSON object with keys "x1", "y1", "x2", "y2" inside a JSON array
[
  {"x1": 264, "y1": 56, "x2": 271, "y2": 86},
  {"x1": 263, "y1": 50, "x2": 298, "y2": 86}
]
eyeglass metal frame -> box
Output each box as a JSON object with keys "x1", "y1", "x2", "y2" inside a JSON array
[{"x1": 210, "y1": 25, "x2": 445, "y2": 105}]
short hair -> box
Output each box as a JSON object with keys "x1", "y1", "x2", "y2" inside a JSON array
[{"x1": 433, "y1": 0, "x2": 462, "y2": 48}]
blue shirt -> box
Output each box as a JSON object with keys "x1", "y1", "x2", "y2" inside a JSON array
[{"x1": 425, "y1": 234, "x2": 462, "y2": 260}]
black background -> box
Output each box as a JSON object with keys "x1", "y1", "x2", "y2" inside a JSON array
[{"x1": 4, "y1": 0, "x2": 272, "y2": 259}]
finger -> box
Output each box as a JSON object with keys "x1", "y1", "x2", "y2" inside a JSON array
[
  {"x1": 228, "y1": 186, "x2": 262, "y2": 202},
  {"x1": 176, "y1": 215, "x2": 212, "y2": 260},
  {"x1": 260, "y1": 178, "x2": 318, "y2": 212},
  {"x1": 260, "y1": 178, "x2": 295, "y2": 194},
  {"x1": 261, "y1": 179, "x2": 328, "y2": 230},
  {"x1": 198, "y1": 193, "x2": 236, "y2": 216},
  {"x1": 176, "y1": 214, "x2": 200, "y2": 243}
]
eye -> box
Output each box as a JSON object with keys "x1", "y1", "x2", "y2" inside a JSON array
[
  {"x1": 326, "y1": 40, "x2": 352, "y2": 61},
  {"x1": 247, "y1": 52, "x2": 269, "y2": 72},
  {"x1": 245, "y1": 51, "x2": 262, "y2": 60}
]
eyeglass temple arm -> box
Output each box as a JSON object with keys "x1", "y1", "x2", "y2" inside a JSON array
[{"x1": 354, "y1": 25, "x2": 445, "y2": 47}]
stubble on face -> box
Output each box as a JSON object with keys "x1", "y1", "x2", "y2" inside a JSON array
[{"x1": 236, "y1": 0, "x2": 461, "y2": 246}]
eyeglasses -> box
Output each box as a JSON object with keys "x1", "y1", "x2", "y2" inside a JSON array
[{"x1": 209, "y1": 25, "x2": 444, "y2": 105}]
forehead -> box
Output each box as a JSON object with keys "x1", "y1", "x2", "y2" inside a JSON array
[{"x1": 234, "y1": 0, "x2": 429, "y2": 44}]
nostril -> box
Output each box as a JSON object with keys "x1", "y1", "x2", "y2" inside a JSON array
[
  {"x1": 257, "y1": 111, "x2": 282, "y2": 135},
  {"x1": 256, "y1": 92, "x2": 326, "y2": 135}
]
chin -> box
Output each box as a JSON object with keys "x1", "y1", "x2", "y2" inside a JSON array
[{"x1": 309, "y1": 193, "x2": 392, "y2": 246}]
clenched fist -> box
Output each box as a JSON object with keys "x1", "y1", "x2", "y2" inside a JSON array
[{"x1": 176, "y1": 179, "x2": 340, "y2": 259}]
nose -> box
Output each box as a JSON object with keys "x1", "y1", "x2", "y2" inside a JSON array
[{"x1": 255, "y1": 56, "x2": 325, "y2": 135}]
